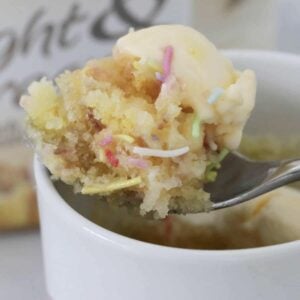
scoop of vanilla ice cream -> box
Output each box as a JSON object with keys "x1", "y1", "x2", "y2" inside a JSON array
[{"x1": 114, "y1": 25, "x2": 256, "y2": 149}]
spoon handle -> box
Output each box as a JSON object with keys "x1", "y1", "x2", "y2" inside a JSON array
[
  {"x1": 268, "y1": 159, "x2": 300, "y2": 186},
  {"x1": 212, "y1": 159, "x2": 300, "y2": 210}
]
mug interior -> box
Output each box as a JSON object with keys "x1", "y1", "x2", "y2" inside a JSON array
[{"x1": 226, "y1": 50, "x2": 300, "y2": 136}]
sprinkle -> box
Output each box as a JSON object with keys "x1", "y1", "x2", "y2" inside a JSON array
[
  {"x1": 192, "y1": 115, "x2": 201, "y2": 138},
  {"x1": 105, "y1": 149, "x2": 119, "y2": 167},
  {"x1": 114, "y1": 134, "x2": 135, "y2": 144},
  {"x1": 151, "y1": 134, "x2": 159, "y2": 141},
  {"x1": 218, "y1": 148, "x2": 229, "y2": 162},
  {"x1": 148, "y1": 60, "x2": 162, "y2": 72},
  {"x1": 127, "y1": 157, "x2": 149, "y2": 169},
  {"x1": 208, "y1": 140, "x2": 218, "y2": 151},
  {"x1": 205, "y1": 171, "x2": 218, "y2": 182},
  {"x1": 206, "y1": 128, "x2": 218, "y2": 151},
  {"x1": 133, "y1": 61, "x2": 140, "y2": 70},
  {"x1": 98, "y1": 148, "x2": 105, "y2": 162},
  {"x1": 155, "y1": 72, "x2": 163, "y2": 81},
  {"x1": 99, "y1": 135, "x2": 113, "y2": 147},
  {"x1": 139, "y1": 57, "x2": 147, "y2": 65},
  {"x1": 134, "y1": 58, "x2": 162, "y2": 74},
  {"x1": 204, "y1": 150, "x2": 228, "y2": 182},
  {"x1": 157, "y1": 46, "x2": 174, "y2": 83},
  {"x1": 81, "y1": 177, "x2": 142, "y2": 195},
  {"x1": 133, "y1": 146, "x2": 189, "y2": 158},
  {"x1": 207, "y1": 87, "x2": 224, "y2": 104},
  {"x1": 163, "y1": 46, "x2": 174, "y2": 80}
]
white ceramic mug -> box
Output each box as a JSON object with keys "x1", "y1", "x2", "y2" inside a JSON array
[{"x1": 35, "y1": 51, "x2": 300, "y2": 300}]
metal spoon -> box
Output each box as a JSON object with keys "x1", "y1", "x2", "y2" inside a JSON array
[
  {"x1": 52, "y1": 152, "x2": 300, "y2": 216},
  {"x1": 205, "y1": 152, "x2": 300, "y2": 211}
]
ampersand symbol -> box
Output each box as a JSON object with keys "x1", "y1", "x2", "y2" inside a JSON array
[{"x1": 91, "y1": 0, "x2": 166, "y2": 40}]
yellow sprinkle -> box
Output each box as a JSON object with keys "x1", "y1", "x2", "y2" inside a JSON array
[
  {"x1": 133, "y1": 61, "x2": 140, "y2": 70},
  {"x1": 114, "y1": 134, "x2": 135, "y2": 144},
  {"x1": 148, "y1": 60, "x2": 162, "y2": 72},
  {"x1": 98, "y1": 148, "x2": 105, "y2": 162},
  {"x1": 189, "y1": 48, "x2": 202, "y2": 60},
  {"x1": 82, "y1": 177, "x2": 142, "y2": 195}
]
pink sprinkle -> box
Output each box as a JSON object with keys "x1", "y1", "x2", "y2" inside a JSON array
[
  {"x1": 127, "y1": 157, "x2": 149, "y2": 169},
  {"x1": 157, "y1": 46, "x2": 174, "y2": 83},
  {"x1": 105, "y1": 149, "x2": 119, "y2": 167},
  {"x1": 151, "y1": 134, "x2": 159, "y2": 142},
  {"x1": 163, "y1": 46, "x2": 174, "y2": 80},
  {"x1": 99, "y1": 135, "x2": 113, "y2": 147}
]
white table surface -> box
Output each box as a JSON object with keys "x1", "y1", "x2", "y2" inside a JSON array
[{"x1": 0, "y1": 231, "x2": 49, "y2": 300}]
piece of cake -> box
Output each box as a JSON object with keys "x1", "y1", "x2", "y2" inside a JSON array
[{"x1": 20, "y1": 25, "x2": 256, "y2": 218}]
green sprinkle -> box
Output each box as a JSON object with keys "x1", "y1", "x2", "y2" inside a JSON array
[
  {"x1": 204, "y1": 149, "x2": 229, "y2": 183},
  {"x1": 192, "y1": 115, "x2": 201, "y2": 138},
  {"x1": 218, "y1": 148, "x2": 229, "y2": 162},
  {"x1": 205, "y1": 171, "x2": 218, "y2": 182},
  {"x1": 206, "y1": 161, "x2": 220, "y2": 173}
]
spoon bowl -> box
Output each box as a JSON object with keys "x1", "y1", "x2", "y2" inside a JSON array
[
  {"x1": 51, "y1": 152, "x2": 300, "y2": 216},
  {"x1": 207, "y1": 152, "x2": 300, "y2": 211}
]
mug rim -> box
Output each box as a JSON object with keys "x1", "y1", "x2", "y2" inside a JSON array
[
  {"x1": 223, "y1": 48, "x2": 300, "y2": 63},
  {"x1": 35, "y1": 50, "x2": 300, "y2": 258}
]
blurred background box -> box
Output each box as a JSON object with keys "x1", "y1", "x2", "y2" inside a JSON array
[{"x1": 193, "y1": 0, "x2": 300, "y2": 54}]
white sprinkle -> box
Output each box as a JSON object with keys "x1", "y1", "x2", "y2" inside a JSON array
[
  {"x1": 155, "y1": 72, "x2": 163, "y2": 81},
  {"x1": 208, "y1": 140, "x2": 218, "y2": 151},
  {"x1": 133, "y1": 146, "x2": 190, "y2": 158},
  {"x1": 207, "y1": 87, "x2": 224, "y2": 104},
  {"x1": 206, "y1": 127, "x2": 218, "y2": 151},
  {"x1": 139, "y1": 57, "x2": 147, "y2": 65}
]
